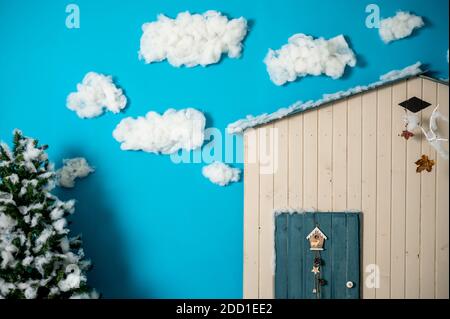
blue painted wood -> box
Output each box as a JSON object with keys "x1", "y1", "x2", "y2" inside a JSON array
[
  {"x1": 303, "y1": 213, "x2": 316, "y2": 299},
  {"x1": 274, "y1": 214, "x2": 288, "y2": 298},
  {"x1": 331, "y1": 214, "x2": 347, "y2": 299},
  {"x1": 274, "y1": 212, "x2": 360, "y2": 299},
  {"x1": 315, "y1": 213, "x2": 332, "y2": 299},
  {"x1": 346, "y1": 213, "x2": 360, "y2": 299},
  {"x1": 287, "y1": 213, "x2": 304, "y2": 299}
]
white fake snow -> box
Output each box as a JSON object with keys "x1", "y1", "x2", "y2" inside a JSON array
[
  {"x1": 67, "y1": 72, "x2": 127, "y2": 119},
  {"x1": 113, "y1": 108, "x2": 206, "y2": 155},
  {"x1": 58, "y1": 264, "x2": 85, "y2": 292},
  {"x1": 57, "y1": 158, "x2": 94, "y2": 188},
  {"x1": 379, "y1": 11, "x2": 424, "y2": 44},
  {"x1": 227, "y1": 62, "x2": 423, "y2": 134},
  {"x1": 139, "y1": 10, "x2": 248, "y2": 67},
  {"x1": 264, "y1": 34, "x2": 356, "y2": 86},
  {"x1": 202, "y1": 162, "x2": 241, "y2": 186}
]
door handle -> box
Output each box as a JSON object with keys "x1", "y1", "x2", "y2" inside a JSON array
[{"x1": 346, "y1": 281, "x2": 354, "y2": 289}]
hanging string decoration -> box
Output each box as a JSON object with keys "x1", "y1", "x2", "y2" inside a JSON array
[
  {"x1": 401, "y1": 113, "x2": 418, "y2": 140},
  {"x1": 306, "y1": 226, "x2": 327, "y2": 298}
]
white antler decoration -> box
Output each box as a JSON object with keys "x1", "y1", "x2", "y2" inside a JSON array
[{"x1": 419, "y1": 105, "x2": 449, "y2": 160}]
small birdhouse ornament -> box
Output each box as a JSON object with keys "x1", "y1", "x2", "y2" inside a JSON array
[{"x1": 306, "y1": 227, "x2": 327, "y2": 251}]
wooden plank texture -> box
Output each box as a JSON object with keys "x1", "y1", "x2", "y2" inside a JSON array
[
  {"x1": 420, "y1": 79, "x2": 437, "y2": 298},
  {"x1": 405, "y1": 78, "x2": 422, "y2": 299},
  {"x1": 318, "y1": 106, "x2": 333, "y2": 211},
  {"x1": 243, "y1": 129, "x2": 259, "y2": 298},
  {"x1": 245, "y1": 78, "x2": 449, "y2": 300},
  {"x1": 331, "y1": 214, "x2": 347, "y2": 298},
  {"x1": 347, "y1": 95, "x2": 362, "y2": 210},
  {"x1": 435, "y1": 83, "x2": 449, "y2": 299},
  {"x1": 303, "y1": 110, "x2": 318, "y2": 209},
  {"x1": 332, "y1": 100, "x2": 348, "y2": 211},
  {"x1": 346, "y1": 213, "x2": 361, "y2": 299},
  {"x1": 376, "y1": 86, "x2": 392, "y2": 298},
  {"x1": 287, "y1": 214, "x2": 304, "y2": 298},
  {"x1": 288, "y1": 115, "x2": 303, "y2": 208},
  {"x1": 361, "y1": 90, "x2": 378, "y2": 299},
  {"x1": 274, "y1": 214, "x2": 288, "y2": 298},
  {"x1": 316, "y1": 213, "x2": 333, "y2": 299},
  {"x1": 390, "y1": 81, "x2": 407, "y2": 298},
  {"x1": 259, "y1": 124, "x2": 275, "y2": 298}
]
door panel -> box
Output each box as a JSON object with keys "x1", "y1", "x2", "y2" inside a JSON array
[{"x1": 275, "y1": 212, "x2": 361, "y2": 299}]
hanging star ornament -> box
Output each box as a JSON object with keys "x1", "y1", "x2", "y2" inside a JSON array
[
  {"x1": 415, "y1": 155, "x2": 435, "y2": 173},
  {"x1": 400, "y1": 130, "x2": 415, "y2": 140},
  {"x1": 311, "y1": 266, "x2": 320, "y2": 274}
]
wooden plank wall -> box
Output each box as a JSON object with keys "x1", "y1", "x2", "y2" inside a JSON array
[
  {"x1": 274, "y1": 213, "x2": 360, "y2": 299},
  {"x1": 243, "y1": 77, "x2": 449, "y2": 299}
]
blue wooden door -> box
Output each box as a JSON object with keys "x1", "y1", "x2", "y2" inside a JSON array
[{"x1": 275, "y1": 212, "x2": 360, "y2": 299}]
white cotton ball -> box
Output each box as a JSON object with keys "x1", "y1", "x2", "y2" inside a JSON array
[
  {"x1": 5, "y1": 174, "x2": 19, "y2": 184},
  {"x1": 113, "y1": 108, "x2": 206, "y2": 155},
  {"x1": 67, "y1": 72, "x2": 127, "y2": 119},
  {"x1": 380, "y1": 62, "x2": 422, "y2": 82},
  {"x1": 34, "y1": 228, "x2": 54, "y2": 252},
  {"x1": 264, "y1": 34, "x2": 356, "y2": 86},
  {"x1": 1, "y1": 251, "x2": 15, "y2": 269},
  {"x1": 57, "y1": 157, "x2": 94, "y2": 188},
  {"x1": 379, "y1": 11, "x2": 424, "y2": 44},
  {"x1": 0, "y1": 279, "x2": 15, "y2": 296},
  {"x1": 58, "y1": 264, "x2": 84, "y2": 292},
  {"x1": 202, "y1": 162, "x2": 241, "y2": 186},
  {"x1": 139, "y1": 11, "x2": 248, "y2": 67},
  {"x1": 52, "y1": 218, "x2": 68, "y2": 235},
  {"x1": 60, "y1": 236, "x2": 70, "y2": 253},
  {"x1": 22, "y1": 256, "x2": 34, "y2": 267},
  {"x1": 24, "y1": 286, "x2": 37, "y2": 299},
  {"x1": 0, "y1": 212, "x2": 17, "y2": 230},
  {"x1": 34, "y1": 254, "x2": 51, "y2": 276}
]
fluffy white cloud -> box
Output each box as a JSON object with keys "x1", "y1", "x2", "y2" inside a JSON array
[
  {"x1": 379, "y1": 11, "x2": 424, "y2": 44},
  {"x1": 264, "y1": 34, "x2": 356, "y2": 86},
  {"x1": 202, "y1": 162, "x2": 241, "y2": 186},
  {"x1": 139, "y1": 10, "x2": 248, "y2": 67},
  {"x1": 113, "y1": 108, "x2": 206, "y2": 155},
  {"x1": 67, "y1": 72, "x2": 127, "y2": 118},
  {"x1": 57, "y1": 158, "x2": 94, "y2": 188}
]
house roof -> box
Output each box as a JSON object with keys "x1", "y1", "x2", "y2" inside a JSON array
[
  {"x1": 306, "y1": 226, "x2": 327, "y2": 240},
  {"x1": 227, "y1": 62, "x2": 449, "y2": 134}
]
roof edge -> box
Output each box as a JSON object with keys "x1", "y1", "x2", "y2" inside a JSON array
[{"x1": 227, "y1": 63, "x2": 448, "y2": 134}]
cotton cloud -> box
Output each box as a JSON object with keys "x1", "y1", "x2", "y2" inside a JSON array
[
  {"x1": 139, "y1": 10, "x2": 248, "y2": 67},
  {"x1": 379, "y1": 11, "x2": 424, "y2": 44},
  {"x1": 113, "y1": 108, "x2": 206, "y2": 155},
  {"x1": 57, "y1": 158, "x2": 94, "y2": 188},
  {"x1": 202, "y1": 162, "x2": 241, "y2": 186},
  {"x1": 67, "y1": 72, "x2": 127, "y2": 118},
  {"x1": 264, "y1": 34, "x2": 356, "y2": 86}
]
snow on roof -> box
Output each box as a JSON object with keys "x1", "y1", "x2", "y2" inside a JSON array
[
  {"x1": 306, "y1": 227, "x2": 327, "y2": 240},
  {"x1": 227, "y1": 62, "x2": 426, "y2": 134}
]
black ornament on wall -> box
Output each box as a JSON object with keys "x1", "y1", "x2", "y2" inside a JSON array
[{"x1": 399, "y1": 96, "x2": 432, "y2": 113}]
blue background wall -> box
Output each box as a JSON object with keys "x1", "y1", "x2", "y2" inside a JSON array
[{"x1": 0, "y1": 0, "x2": 448, "y2": 298}]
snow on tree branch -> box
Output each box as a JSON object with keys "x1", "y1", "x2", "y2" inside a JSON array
[{"x1": 0, "y1": 130, "x2": 98, "y2": 299}]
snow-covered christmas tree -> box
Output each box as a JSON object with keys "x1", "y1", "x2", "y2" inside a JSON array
[{"x1": 0, "y1": 130, "x2": 97, "y2": 299}]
